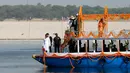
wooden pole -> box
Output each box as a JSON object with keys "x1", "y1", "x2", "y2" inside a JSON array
[
  {"x1": 117, "y1": 40, "x2": 120, "y2": 52},
  {"x1": 87, "y1": 40, "x2": 89, "y2": 52},
  {"x1": 102, "y1": 40, "x2": 105, "y2": 52},
  {"x1": 77, "y1": 40, "x2": 80, "y2": 53},
  {"x1": 85, "y1": 40, "x2": 88, "y2": 53}
]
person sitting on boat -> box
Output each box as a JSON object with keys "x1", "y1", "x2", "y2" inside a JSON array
[
  {"x1": 108, "y1": 40, "x2": 114, "y2": 52},
  {"x1": 104, "y1": 44, "x2": 109, "y2": 52},
  {"x1": 92, "y1": 40, "x2": 98, "y2": 52},
  {"x1": 42, "y1": 33, "x2": 51, "y2": 53},
  {"x1": 80, "y1": 42, "x2": 86, "y2": 52},
  {"x1": 120, "y1": 43, "x2": 125, "y2": 51},
  {"x1": 112, "y1": 44, "x2": 117, "y2": 52},
  {"x1": 124, "y1": 40, "x2": 129, "y2": 51}
]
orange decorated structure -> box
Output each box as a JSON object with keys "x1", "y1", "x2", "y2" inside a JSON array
[
  {"x1": 76, "y1": 6, "x2": 130, "y2": 38},
  {"x1": 32, "y1": 6, "x2": 130, "y2": 68}
]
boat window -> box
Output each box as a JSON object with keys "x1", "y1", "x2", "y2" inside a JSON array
[
  {"x1": 88, "y1": 40, "x2": 94, "y2": 52},
  {"x1": 105, "y1": 40, "x2": 118, "y2": 52},
  {"x1": 120, "y1": 40, "x2": 129, "y2": 51},
  {"x1": 97, "y1": 40, "x2": 102, "y2": 52},
  {"x1": 79, "y1": 40, "x2": 86, "y2": 52}
]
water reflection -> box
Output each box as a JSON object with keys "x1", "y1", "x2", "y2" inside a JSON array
[{"x1": 37, "y1": 67, "x2": 129, "y2": 73}]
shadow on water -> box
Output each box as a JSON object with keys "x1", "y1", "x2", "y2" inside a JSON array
[{"x1": 36, "y1": 67, "x2": 130, "y2": 73}]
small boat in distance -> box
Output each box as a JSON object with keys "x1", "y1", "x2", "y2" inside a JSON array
[{"x1": 32, "y1": 6, "x2": 130, "y2": 68}]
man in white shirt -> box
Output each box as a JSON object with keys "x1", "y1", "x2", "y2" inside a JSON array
[{"x1": 42, "y1": 33, "x2": 51, "y2": 53}]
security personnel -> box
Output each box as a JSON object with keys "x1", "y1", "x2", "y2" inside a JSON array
[{"x1": 54, "y1": 33, "x2": 61, "y2": 53}]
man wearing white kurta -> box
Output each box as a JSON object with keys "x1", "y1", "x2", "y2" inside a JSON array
[{"x1": 42, "y1": 33, "x2": 51, "y2": 53}]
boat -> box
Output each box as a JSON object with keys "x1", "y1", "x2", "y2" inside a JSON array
[{"x1": 32, "y1": 6, "x2": 130, "y2": 68}]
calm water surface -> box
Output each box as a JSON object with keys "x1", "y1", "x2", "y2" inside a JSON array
[{"x1": 0, "y1": 40, "x2": 129, "y2": 73}]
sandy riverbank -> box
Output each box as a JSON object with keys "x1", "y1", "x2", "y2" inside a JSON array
[{"x1": 0, "y1": 21, "x2": 130, "y2": 39}]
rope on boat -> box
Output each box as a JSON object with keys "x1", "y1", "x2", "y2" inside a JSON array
[
  {"x1": 125, "y1": 55, "x2": 130, "y2": 58},
  {"x1": 43, "y1": 51, "x2": 47, "y2": 68},
  {"x1": 104, "y1": 55, "x2": 117, "y2": 60},
  {"x1": 88, "y1": 55, "x2": 102, "y2": 62},
  {"x1": 43, "y1": 67, "x2": 47, "y2": 73},
  {"x1": 87, "y1": 52, "x2": 103, "y2": 62},
  {"x1": 69, "y1": 68, "x2": 75, "y2": 73},
  {"x1": 103, "y1": 52, "x2": 120, "y2": 60},
  {"x1": 69, "y1": 55, "x2": 84, "y2": 61},
  {"x1": 69, "y1": 57, "x2": 75, "y2": 68}
]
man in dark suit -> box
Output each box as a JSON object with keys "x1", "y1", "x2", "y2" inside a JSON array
[{"x1": 53, "y1": 33, "x2": 61, "y2": 53}]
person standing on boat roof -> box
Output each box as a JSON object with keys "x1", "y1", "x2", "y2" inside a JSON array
[
  {"x1": 42, "y1": 33, "x2": 51, "y2": 53},
  {"x1": 68, "y1": 14, "x2": 78, "y2": 33},
  {"x1": 53, "y1": 33, "x2": 61, "y2": 53},
  {"x1": 98, "y1": 18, "x2": 106, "y2": 37}
]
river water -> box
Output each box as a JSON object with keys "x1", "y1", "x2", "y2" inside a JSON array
[{"x1": 0, "y1": 40, "x2": 130, "y2": 73}]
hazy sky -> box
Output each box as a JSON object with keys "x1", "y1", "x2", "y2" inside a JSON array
[{"x1": 0, "y1": 0, "x2": 130, "y2": 8}]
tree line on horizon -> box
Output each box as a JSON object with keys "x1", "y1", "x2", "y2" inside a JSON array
[{"x1": 0, "y1": 3, "x2": 130, "y2": 21}]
